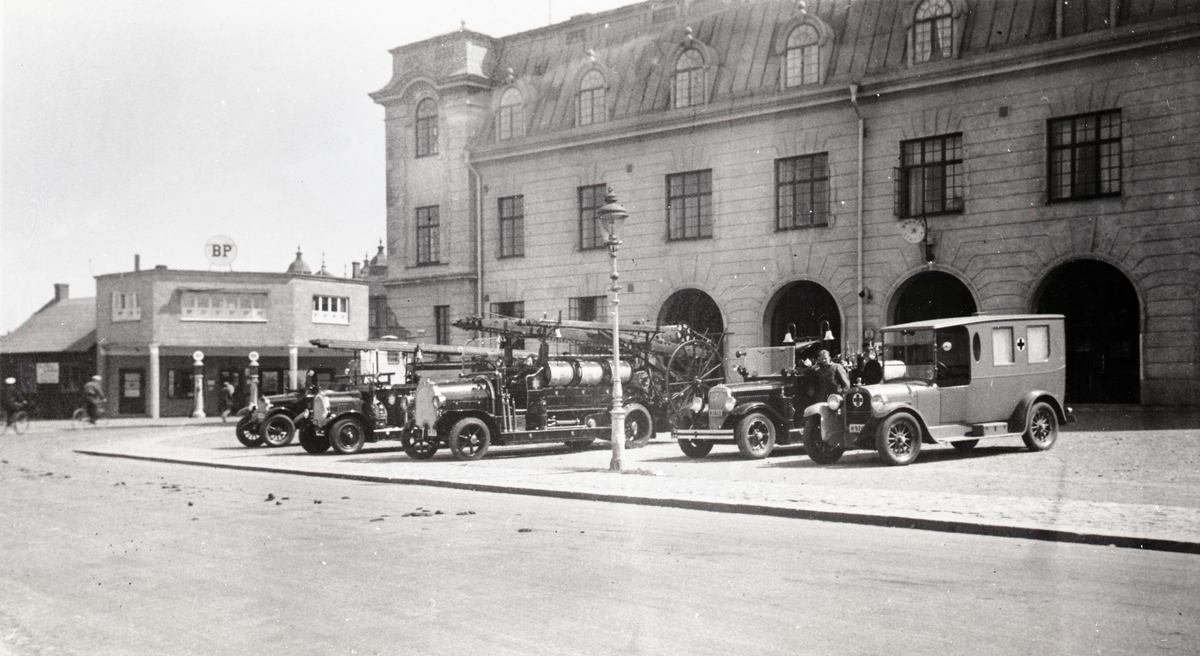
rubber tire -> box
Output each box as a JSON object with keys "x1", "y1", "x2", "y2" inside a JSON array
[
  {"x1": 623, "y1": 402, "x2": 654, "y2": 449},
  {"x1": 678, "y1": 438, "x2": 714, "y2": 458},
  {"x1": 951, "y1": 439, "x2": 979, "y2": 451},
  {"x1": 401, "y1": 430, "x2": 439, "y2": 460},
  {"x1": 802, "y1": 414, "x2": 844, "y2": 465},
  {"x1": 876, "y1": 413, "x2": 923, "y2": 466},
  {"x1": 236, "y1": 415, "x2": 264, "y2": 447},
  {"x1": 328, "y1": 418, "x2": 367, "y2": 455},
  {"x1": 298, "y1": 424, "x2": 330, "y2": 454},
  {"x1": 448, "y1": 417, "x2": 491, "y2": 461},
  {"x1": 260, "y1": 413, "x2": 296, "y2": 447},
  {"x1": 735, "y1": 412, "x2": 777, "y2": 459},
  {"x1": 1021, "y1": 402, "x2": 1059, "y2": 451}
]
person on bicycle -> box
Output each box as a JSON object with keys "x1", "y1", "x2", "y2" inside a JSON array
[
  {"x1": 3, "y1": 377, "x2": 27, "y2": 426},
  {"x1": 83, "y1": 375, "x2": 106, "y2": 424}
]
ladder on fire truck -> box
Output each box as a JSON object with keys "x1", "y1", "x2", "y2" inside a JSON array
[{"x1": 454, "y1": 315, "x2": 726, "y2": 427}]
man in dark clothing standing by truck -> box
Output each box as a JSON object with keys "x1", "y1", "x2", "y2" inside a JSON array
[{"x1": 807, "y1": 350, "x2": 851, "y2": 399}]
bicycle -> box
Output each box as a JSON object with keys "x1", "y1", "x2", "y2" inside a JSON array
[{"x1": 72, "y1": 404, "x2": 110, "y2": 429}]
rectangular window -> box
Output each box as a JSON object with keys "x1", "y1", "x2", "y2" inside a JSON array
[
  {"x1": 111, "y1": 291, "x2": 141, "y2": 322},
  {"x1": 489, "y1": 301, "x2": 525, "y2": 349},
  {"x1": 569, "y1": 296, "x2": 606, "y2": 322},
  {"x1": 1048, "y1": 110, "x2": 1121, "y2": 201},
  {"x1": 416, "y1": 205, "x2": 440, "y2": 265},
  {"x1": 579, "y1": 184, "x2": 607, "y2": 250},
  {"x1": 499, "y1": 195, "x2": 525, "y2": 258},
  {"x1": 167, "y1": 369, "x2": 194, "y2": 399},
  {"x1": 180, "y1": 291, "x2": 267, "y2": 322},
  {"x1": 1027, "y1": 326, "x2": 1050, "y2": 363},
  {"x1": 776, "y1": 153, "x2": 829, "y2": 229},
  {"x1": 993, "y1": 327, "x2": 1015, "y2": 365},
  {"x1": 260, "y1": 370, "x2": 283, "y2": 395},
  {"x1": 312, "y1": 295, "x2": 349, "y2": 325},
  {"x1": 434, "y1": 305, "x2": 450, "y2": 345},
  {"x1": 666, "y1": 169, "x2": 713, "y2": 241},
  {"x1": 898, "y1": 134, "x2": 964, "y2": 217}
]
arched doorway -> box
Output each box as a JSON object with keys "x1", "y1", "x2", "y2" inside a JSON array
[
  {"x1": 658, "y1": 288, "x2": 724, "y2": 342},
  {"x1": 1035, "y1": 259, "x2": 1140, "y2": 403},
  {"x1": 892, "y1": 271, "x2": 977, "y2": 324},
  {"x1": 765, "y1": 281, "x2": 842, "y2": 356}
]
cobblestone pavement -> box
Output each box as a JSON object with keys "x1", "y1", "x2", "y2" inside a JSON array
[{"x1": 62, "y1": 404, "x2": 1200, "y2": 553}]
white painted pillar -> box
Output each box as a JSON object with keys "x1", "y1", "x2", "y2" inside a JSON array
[
  {"x1": 288, "y1": 345, "x2": 300, "y2": 391},
  {"x1": 148, "y1": 343, "x2": 160, "y2": 418}
]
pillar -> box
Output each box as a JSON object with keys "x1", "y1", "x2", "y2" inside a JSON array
[{"x1": 148, "y1": 343, "x2": 160, "y2": 419}]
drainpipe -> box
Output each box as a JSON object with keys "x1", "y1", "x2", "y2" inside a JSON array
[
  {"x1": 850, "y1": 84, "x2": 865, "y2": 354},
  {"x1": 466, "y1": 155, "x2": 484, "y2": 323}
]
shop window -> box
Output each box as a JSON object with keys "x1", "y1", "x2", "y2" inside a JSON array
[
  {"x1": 312, "y1": 295, "x2": 349, "y2": 325},
  {"x1": 112, "y1": 291, "x2": 141, "y2": 322},
  {"x1": 776, "y1": 153, "x2": 829, "y2": 229},
  {"x1": 666, "y1": 169, "x2": 713, "y2": 241},
  {"x1": 1048, "y1": 110, "x2": 1121, "y2": 201},
  {"x1": 167, "y1": 368, "x2": 195, "y2": 399}
]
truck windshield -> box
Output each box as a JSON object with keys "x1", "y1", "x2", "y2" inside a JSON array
[{"x1": 880, "y1": 329, "x2": 936, "y2": 383}]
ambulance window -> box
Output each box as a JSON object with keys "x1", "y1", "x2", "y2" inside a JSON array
[
  {"x1": 993, "y1": 327, "x2": 1014, "y2": 365},
  {"x1": 1028, "y1": 325, "x2": 1050, "y2": 363},
  {"x1": 972, "y1": 332, "x2": 981, "y2": 361}
]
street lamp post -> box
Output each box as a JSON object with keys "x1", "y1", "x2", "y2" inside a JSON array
[{"x1": 597, "y1": 189, "x2": 629, "y2": 472}]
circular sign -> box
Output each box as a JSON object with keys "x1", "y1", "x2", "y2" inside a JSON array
[
  {"x1": 205, "y1": 235, "x2": 238, "y2": 265},
  {"x1": 900, "y1": 219, "x2": 926, "y2": 244},
  {"x1": 192, "y1": 350, "x2": 205, "y2": 363},
  {"x1": 248, "y1": 351, "x2": 259, "y2": 363}
]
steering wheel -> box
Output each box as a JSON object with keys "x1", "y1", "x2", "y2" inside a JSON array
[{"x1": 935, "y1": 361, "x2": 950, "y2": 381}]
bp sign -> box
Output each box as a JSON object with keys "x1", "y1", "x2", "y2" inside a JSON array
[{"x1": 205, "y1": 235, "x2": 238, "y2": 266}]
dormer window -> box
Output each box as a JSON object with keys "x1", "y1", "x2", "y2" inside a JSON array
[
  {"x1": 578, "y1": 70, "x2": 607, "y2": 126},
  {"x1": 499, "y1": 88, "x2": 524, "y2": 141},
  {"x1": 785, "y1": 24, "x2": 820, "y2": 87},
  {"x1": 415, "y1": 98, "x2": 438, "y2": 157},
  {"x1": 913, "y1": 0, "x2": 954, "y2": 63},
  {"x1": 674, "y1": 49, "x2": 705, "y2": 108}
]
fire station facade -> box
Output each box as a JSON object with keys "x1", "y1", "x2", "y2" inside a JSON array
[{"x1": 370, "y1": 0, "x2": 1199, "y2": 405}]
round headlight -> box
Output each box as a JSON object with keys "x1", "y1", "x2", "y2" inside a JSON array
[
  {"x1": 690, "y1": 396, "x2": 704, "y2": 413},
  {"x1": 827, "y1": 394, "x2": 842, "y2": 410},
  {"x1": 723, "y1": 396, "x2": 736, "y2": 412},
  {"x1": 871, "y1": 394, "x2": 887, "y2": 412}
]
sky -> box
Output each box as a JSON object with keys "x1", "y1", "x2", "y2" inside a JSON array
[{"x1": 1, "y1": 0, "x2": 637, "y2": 334}]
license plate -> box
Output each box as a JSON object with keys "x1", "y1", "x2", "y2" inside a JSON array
[
  {"x1": 848, "y1": 423, "x2": 864, "y2": 433},
  {"x1": 708, "y1": 410, "x2": 724, "y2": 418}
]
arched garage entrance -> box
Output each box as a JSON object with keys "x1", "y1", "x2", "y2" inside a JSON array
[
  {"x1": 658, "y1": 289, "x2": 724, "y2": 342},
  {"x1": 1035, "y1": 259, "x2": 1140, "y2": 403},
  {"x1": 765, "y1": 281, "x2": 842, "y2": 356},
  {"x1": 891, "y1": 271, "x2": 977, "y2": 324}
]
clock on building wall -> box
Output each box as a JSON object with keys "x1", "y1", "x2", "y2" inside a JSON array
[{"x1": 900, "y1": 219, "x2": 926, "y2": 244}]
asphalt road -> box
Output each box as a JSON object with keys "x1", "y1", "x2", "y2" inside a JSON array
[{"x1": 1, "y1": 426, "x2": 1198, "y2": 655}]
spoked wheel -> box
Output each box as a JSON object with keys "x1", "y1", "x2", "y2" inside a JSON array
[
  {"x1": 236, "y1": 415, "x2": 264, "y2": 447},
  {"x1": 735, "y1": 412, "x2": 776, "y2": 459},
  {"x1": 876, "y1": 413, "x2": 922, "y2": 466},
  {"x1": 328, "y1": 418, "x2": 367, "y2": 455},
  {"x1": 260, "y1": 413, "x2": 296, "y2": 447},
  {"x1": 1022, "y1": 402, "x2": 1059, "y2": 451},
  {"x1": 448, "y1": 417, "x2": 491, "y2": 461},
  {"x1": 401, "y1": 429, "x2": 439, "y2": 460},
  {"x1": 665, "y1": 338, "x2": 725, "y2": 423},
  {"x1": 802, "y1": 415, "x2": 844, "y2": 465},
  {"x1": 623, "y1": 402, "x2": 654, "y2": 449}
]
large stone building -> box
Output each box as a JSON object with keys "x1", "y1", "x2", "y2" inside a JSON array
[{"x1": 369, "y1": 0, "x2": 1199, "y2": 405}]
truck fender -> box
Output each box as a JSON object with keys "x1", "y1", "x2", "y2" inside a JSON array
[
  {"x1": 730, "y1": 402, "x2": 785, "y2": 430},
  {"x1": 802, "y1": 402, "x2": 846, "y2": 447},
  {"x1": 1008, "y1": 392, "x2": 1068, "y2": 433}
]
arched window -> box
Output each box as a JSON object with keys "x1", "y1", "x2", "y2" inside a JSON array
[
  {"x1": 914, "y1": 0, "x2": 954, "y2": 63},
  {"x1": 674, "y1": 49, "x2": 705, "y2": 109},
  {"x1": 498, "y1": 88, "x2": 524, "y2": 141},
  {"x1": 785, "y1": 24, "x2": 820, "y2": 87},
  {"x1": 415, "y1": 98, "x2": 438, "y2": 157},
  {"x1": 578, "y1": 70, "x2": 606, "y2": 126}
]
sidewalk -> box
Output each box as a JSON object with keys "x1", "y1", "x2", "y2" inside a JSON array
[{"x1": 72, "y1": 405, "x2": 1200, "y2": 555}]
